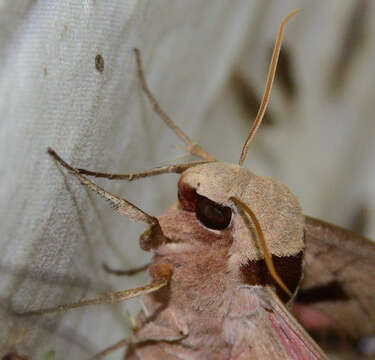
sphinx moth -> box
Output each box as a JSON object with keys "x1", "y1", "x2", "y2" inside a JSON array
[{"x1": 19, "y1": 10, "x2": 375, "y2": 360}]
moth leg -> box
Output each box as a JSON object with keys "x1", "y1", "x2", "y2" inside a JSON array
[
  {"x1": 18, "y1": 263, "x2": 172, "y2": 316},
  {"x1": 134, "y1": 48, "x2": 216, "y2": 162},
  {"x1": 91, "y1": 324, "x2": 188, "y2": 360},
  {"x1": 102, "y1": 262, "x2": 149, "y2": 276},
  {"x1": 90, "y1": 338, "x2": 130, "y2": 360},
  {"x1": 48, "y1": 148, "x2": 164, "y2": 249},
  {"x1": 76, "y1": 161, "x2": 209, "y2": 180}
]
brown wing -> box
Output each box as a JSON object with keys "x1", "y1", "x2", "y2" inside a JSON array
[
  {"x1": 260, "y1": 286, "x2": 328, "y2": 360},
  {"x1": 222, "y1": 286, "x2": 327, "y2": 360},
  {"x1": 295, "y1": 216, "x2": 375, "y2": 356}
]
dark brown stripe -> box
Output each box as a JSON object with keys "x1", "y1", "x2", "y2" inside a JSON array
[
  {"x1": 2, "y1": 354, "x2": 29, "y2": 360},
  {"x1": 296, "y1": 281, "x2": 349, "y2": 304},
  {"x1": 240, "y1": 251, "x2": 303, "y2": 302}
]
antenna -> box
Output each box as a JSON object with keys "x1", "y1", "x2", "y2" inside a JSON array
[{"x1": 238, "y1": 9, "x2": 299, "y2": 166}]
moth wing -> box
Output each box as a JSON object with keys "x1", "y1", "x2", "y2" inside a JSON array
[
  {"x1": 297, "y1": 216, "x2": 375, "y2": 341},
  {"x1": 224, "y1": 286, "x2": 327, "y2": 360}
]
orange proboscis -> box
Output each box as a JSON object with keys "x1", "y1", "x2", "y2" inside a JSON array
[{"x1": 231, "y1": 197, "x2": 293, "y2": 298}]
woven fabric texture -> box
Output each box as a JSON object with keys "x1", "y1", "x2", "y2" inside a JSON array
[{"x1": 1, "y1": 0, "x2": 375, "y2": 358}]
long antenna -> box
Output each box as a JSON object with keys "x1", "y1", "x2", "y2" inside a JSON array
[{"x1": 238, "y1": 9, "x2": 299, "y2": 166}]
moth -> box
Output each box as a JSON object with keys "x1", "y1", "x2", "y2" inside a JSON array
[{"x1": 19, "y1": 10, "x2": 375, "y2": 360}]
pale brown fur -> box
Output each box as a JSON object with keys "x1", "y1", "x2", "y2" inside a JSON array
[
  {"x1": 124, "y1": 162, "x2": 311, "y2": 359},
  {"x1": 179, "y1": 163, "x2": 304, "y2": 261}
]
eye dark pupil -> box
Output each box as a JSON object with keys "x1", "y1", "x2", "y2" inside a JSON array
[{"x1": 196, "y1": 194, "x2": 232, "y2": 230}]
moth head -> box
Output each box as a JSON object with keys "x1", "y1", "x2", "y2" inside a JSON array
[
  {"x1": 178, "y1": 162, "x2": 303, "y2": 251},
  {"x1": 176, "y1": 162, "x2": 304, "y2": 299}
]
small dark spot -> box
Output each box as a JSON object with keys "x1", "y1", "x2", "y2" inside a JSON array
[
  {"x1": 264, "y1": 307, "x2": 273, "y2": 313},
  {"x1": 43, "y1": 67, "x2": 48, "y2": 77},
  {"x1": 95, "y1": 54, "x2": 104, "y2": 73},
  {"x1": 230, "y1": 71, "x2": 275, "y2": 126},
  {"x1": 296, "y1": 281, "x2": 349, "y2": 304}
]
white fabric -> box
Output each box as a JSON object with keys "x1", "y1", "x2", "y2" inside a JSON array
[{"x1": 1, "y1": 0, "x2": 375, "y2": 358}]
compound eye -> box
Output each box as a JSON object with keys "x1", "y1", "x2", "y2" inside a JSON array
[{"x1": 196, "y1": 194, "x2": 232, "y2": 230}]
